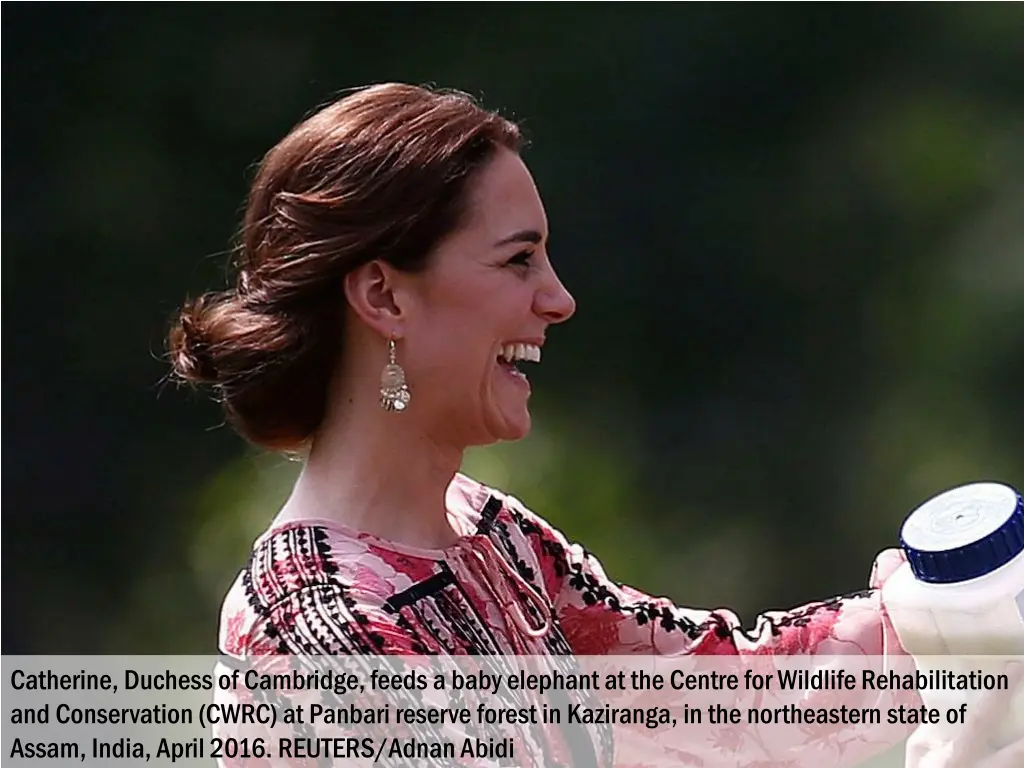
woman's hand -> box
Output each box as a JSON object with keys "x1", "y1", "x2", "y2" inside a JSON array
[{"x1": 905, "y1": 664, "x2": 1024, "y2": 768}]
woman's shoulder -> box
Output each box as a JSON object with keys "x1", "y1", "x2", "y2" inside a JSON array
[
  {"x1": 451, "y1": 472, "x2": 572, "y2": 556},
  {"x1": 450, "y1": 473, "x2": 574, "y2": 596},
  {"x1": 449, "y1": 471, "x2": 556, "y2": 533},
  {"x1": 217, "y1": 522, "x2": 441, "y2": 657}
]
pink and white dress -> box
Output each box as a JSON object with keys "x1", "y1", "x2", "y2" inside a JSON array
[{"x1": 216, "y1": 473, "x2": 916, "y2": 767}]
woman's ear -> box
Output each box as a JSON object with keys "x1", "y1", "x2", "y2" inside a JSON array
[{"x1": 343, "y1": 261, "x2": 409, "y2": 338}]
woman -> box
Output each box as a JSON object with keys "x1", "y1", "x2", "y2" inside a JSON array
[{"x1": 169, "y1": 84, "x2": 1018, "y2": 767}]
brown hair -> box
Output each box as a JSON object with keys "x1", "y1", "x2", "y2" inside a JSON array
[{"x1": 168, "y1": 83, "x2": 522, "y2": 450}]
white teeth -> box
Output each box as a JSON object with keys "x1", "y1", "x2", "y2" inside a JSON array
[{"x1": 499, "y1": 343, "x2": 542, "y2": 363}]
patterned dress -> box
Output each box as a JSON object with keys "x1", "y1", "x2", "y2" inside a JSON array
[{"x1": 216, "y1": 473, "x2": 916, "y2": 767}]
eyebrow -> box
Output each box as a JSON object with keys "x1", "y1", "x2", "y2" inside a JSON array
[{"x1": 493, "y1": 229, "x2": 544, "y2": 248}]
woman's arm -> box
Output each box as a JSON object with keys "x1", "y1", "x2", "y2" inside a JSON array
[
  {"x1": 503, "y1": 493, "x2": 921, "y2": 766},
  {"x1": 508, "y1": 494, "x2": 908, "y2": 658}
]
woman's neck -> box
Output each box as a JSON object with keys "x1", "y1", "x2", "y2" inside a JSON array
[{"x1": 276, "y1": 393, "x2": 466, "y2": 551}]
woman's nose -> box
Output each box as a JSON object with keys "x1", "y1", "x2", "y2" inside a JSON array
[{"x1": 535, "y1": 267, "x2": 576, "y2": 324}]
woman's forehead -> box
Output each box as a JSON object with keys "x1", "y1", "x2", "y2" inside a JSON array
[{"x1": 460, "y1": 150, "x2": 548, "y2": 239}]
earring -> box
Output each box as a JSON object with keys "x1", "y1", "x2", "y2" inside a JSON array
[{"x1": 379, "y1": 338, "x2": 411, "y2": 412}]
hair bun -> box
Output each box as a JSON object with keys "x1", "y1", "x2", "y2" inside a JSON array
[
  {"x1": 169, "y1": 295, "x2": 223, "y2": 385},
  {"x1": 167, "y1": 289, "x2": 334, "y2": 450}
]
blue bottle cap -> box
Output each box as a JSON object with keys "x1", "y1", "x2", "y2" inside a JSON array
[{"x1": 899, "y1": 482, "x2": 1024, "y2": 584}]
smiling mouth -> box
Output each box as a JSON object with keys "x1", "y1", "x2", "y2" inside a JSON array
[{"x1": 497, "y1": 342, "x2": 541, "y2": 381}]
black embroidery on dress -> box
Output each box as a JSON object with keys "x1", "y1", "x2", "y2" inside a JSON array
[
  {"x1": 769, "y1": 592, "x2": 863, "y2": 633},
  {"x1": 384, "y1": 563, "x2": 484, "y2": 654},
  {"x1": 406, "y1": 599, "x2": 451, "y2": 653},
  {"x1": 563, "y1": 558, "x2": 709, "y2": 639},
  {"x1": 311, "y1": 526, "x2": 340, "y2": 575},
  {"x1": 494, "y1": 517, "x2": 537, "y2": 583},
  {"x1": 434, "y1": 583, "x2": 477, "y2": 647},
  {"x1": 475, "y1": 494, "x2": 504, "y2": 535},
  {"x1": 510, "y1": 505, "x2": 570, "y2": 578},
  {"x1": 240, "y1": 566, "x2": 267, "y2": 620},
  {"x1": 385, "y1": 568, "x2": 456, "y2": 610},
  {"x1": 243, "y1": 526, "x2": 342, "y2": 620}
]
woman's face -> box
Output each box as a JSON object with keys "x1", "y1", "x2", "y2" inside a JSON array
[{"x1": 400, "y1": 148, "x2": 576, "y2": 447}]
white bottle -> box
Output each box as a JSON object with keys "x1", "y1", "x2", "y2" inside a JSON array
[{"x1": 881, "y1": 481, "x2": 1024, "y2": 748}]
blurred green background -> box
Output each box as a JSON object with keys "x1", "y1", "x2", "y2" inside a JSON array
[{"x1": 4, "y1": 3, "x2": 1022, "y2": 669}]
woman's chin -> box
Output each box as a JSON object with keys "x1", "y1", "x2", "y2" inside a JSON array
[
  {"x1": 503, "y1": 414, "x2": 531, "y2": 442},
  {"x1": 482, "y1": 404, "x2": 532, "y2": 444}
]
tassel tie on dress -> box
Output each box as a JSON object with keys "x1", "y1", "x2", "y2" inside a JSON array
[{"x1": 458, "y1": 535, "x2": 551, "y2": 647}]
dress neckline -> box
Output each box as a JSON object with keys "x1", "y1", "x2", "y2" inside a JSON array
[{"x1": 252, "y1": 472, "x2": 497, "y2": 561}]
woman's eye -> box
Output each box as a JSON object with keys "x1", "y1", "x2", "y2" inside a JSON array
[{"x1": 507, "y1": 251, "x2": 533, "y2": 268}]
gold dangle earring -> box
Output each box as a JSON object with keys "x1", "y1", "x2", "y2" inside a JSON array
[{"x1": 379, "y1": 337, "x2": 411, "y2": 412}]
